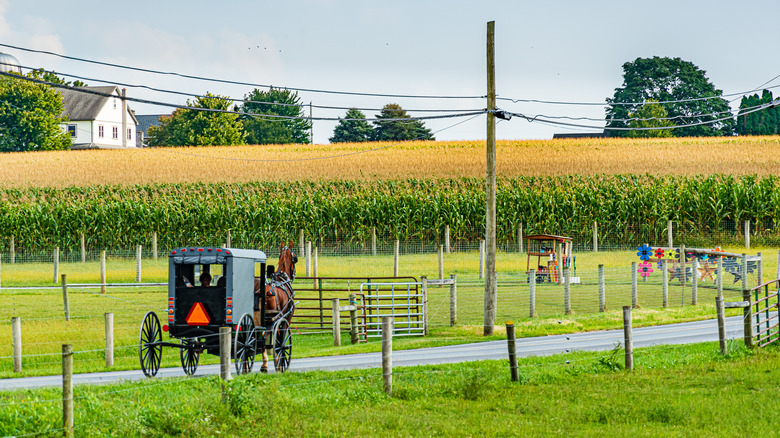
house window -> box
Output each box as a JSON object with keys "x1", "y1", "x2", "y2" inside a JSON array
[
  {"x1": 67, "y1": 125, "x2": 76, "y2": 138},
  {"x1": 98, "y1": 125, "x2": 104, "y2": 138},
  {"x1": 112, "y1": 126, "x2": 118, "y2": 139},
  {"x1": 113, "y1": 97, "x2": 117, "y2": 109},
  {"x1": 127, "y1": 128, "x2": 132, "y2": 140}
]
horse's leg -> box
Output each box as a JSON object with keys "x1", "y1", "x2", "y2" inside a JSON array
[{"x1": 261, "y1": 349, "x2": 269, "y2": 373}]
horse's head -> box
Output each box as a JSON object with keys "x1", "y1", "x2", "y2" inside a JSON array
[{"x1": 277, "y1": 241, "x2": 297, "y2": 281}]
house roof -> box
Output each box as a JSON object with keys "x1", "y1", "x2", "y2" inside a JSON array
[
  {"x1": 59, "y1": 86, "x2": 138, "y2": 124},
  {"x1": 135, "y1": 114, "x2": 167, "y2": 136}
]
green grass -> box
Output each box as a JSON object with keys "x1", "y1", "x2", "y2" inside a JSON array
[{"x1": 0, "y1": 341, "x2": 775, "y2": 437}]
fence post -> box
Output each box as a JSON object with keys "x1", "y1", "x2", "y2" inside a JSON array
[
  {"x1": 623, "y1": 306, "x2": 633, "y2": 371},
  {"x1": 592, "y1": 221, "x2": 598, "y2": 252},
  {"x1": 299, "y1": 229, "x2": 304, "y2": 256},
  {"x1": 557, "y1": 241, "x2": 563, "y2": 284},
  {"x1": 80, "y1": 233, "x2": 86, "y2": 263},
  {"x1": 518, "y1": 223, "x2": 523, "y2": 254},
  {"x1": 219, "y1": 326, "x2": 231, "y2": 381},
  {"x1": 506, "y1": 322, "x2": 519, "y2": 382},
  {"x1": 421, "y1": 276, "x2": 428, "y2": 336},
  {"x1": 479, "y1": 239, "x2": 485, "y2": 279},
  {"x1": 10, "y1": 235, "x2": 15, "y2": 264},
  {"x1": 62, "y1": 344, "x2": 74, "y2": 437},
  {"x1": 529, "y1": 269, "x2": 536, "y2": 318},
  {"x1": 680, "y1": 244, "x2": 686, "y2": 307},
  {"x1": 776, "y1": 250, "x2": 780, "y2": 281},
  {"x1": 12, "y1": 316, "x2": 21, "y2": 372},
  {"x1": 564, "y1": 268, "x2": 571, "y2": 315},
  {"x1": 62, "y1": 274, "x2": 70, "y2": 321},
  {"x1": 691, "y1": 258, "x2": 698, "y2": 305},
  {"x1": 745, "y1": 220, "x2": 750, "y2": 250},
  {"x1": 100, "y1": 250, "x2": 107, "y2": 294},
  {"x1": 136, "y1": 245, "x2": 142, "y2": 283},
  {"x1": 371, "y1": 227, "x2": 377, "y2": 256},
  {"x1": 598, "y1": 264, "x2": 605, "y2": 312},
  {"x1": 349, "y1": 293, "x2": 359, "y2": 344},
  {"x1": 153, "y1": 231, "x2": 158, "y2": 260},
  {"x1": 450, "y1": 274, "x2": 457, "y2": 326},
  {"x1": 667, "y1": 220, "x2": 673, "y2": 248},
  {"x1": 757, "y1": 252, "x2": 763, "y2": 287},
  {"x1": 305, "y1": 241, "x2": 312, "y2": 277},
  {"x1": 393, "y1": 240, "x2": 399, "y2": 277},
  {"x1": 445, "y1": 225, "x2": 450, "y2": 254},
  {"x1": 382, "y1": 316, "x2": 393, "y2": 397},
  {"x1": 105, "y1": 312, "x2": 114, "y2": 367},
  {"x1": 743, "y1": 288, "x2": 754, "y2": 348},
  {"x1": 741, "y1": 253, "x2": 748, "y2": 292},
  {"x1": 438, "y1": 245, "x2": 444, "y2": 280},
  {"x1": 332, "y1": 298, "x2": 341, "y2": 347},
  {"x1": 53, "y1": 247, "x2": 59, "y2": 283},
  {"x1": 313, "y1": 246, "x2": 319, "y2": 279},
  {"x1": 226, "y1": 229, "x2": 231, "y2": 248},
  {"x1": 717, "y1": 255, "x2": 723, "y2": 298},
  {"x1": 631, "y1": 262, "x2": 638, "y2": 308},
  {"x1": 716, "y1": 296, "x2": 727, "y2": 355},
  {"x1": 662, "y1": 260, "x2": 668, "y2": 308}
]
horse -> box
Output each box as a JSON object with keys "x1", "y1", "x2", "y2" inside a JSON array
[{"x1": 254, "y1": 241, "x2": 297, "y2": 373}]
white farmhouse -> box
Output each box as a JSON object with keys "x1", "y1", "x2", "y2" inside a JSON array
[{"x1": 58, "y1": 86, "x2": 138, "y2": 149}]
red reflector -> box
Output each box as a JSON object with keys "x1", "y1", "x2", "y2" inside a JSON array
[
  {"x1": 198, "y1": 248, "x2": 203, "y2": 252},
  {"x1": 163, "y1": 324, "x2": 169, "y2": 332},
  {"x1": 217, "y1": 248, "x2": 222, "y2": 252},
  {"x1": 172, "y1": 250, "x2": 177, "y2": 254},
  {"x1": 181, "y1": 248, "x2": 187, "y2": 252},
  {"x1": 186, "y1": 302, "x2": 211, "y2": 326},
  {"x1": 226, "y1": 250, "x2": 231, "y2": 254}
]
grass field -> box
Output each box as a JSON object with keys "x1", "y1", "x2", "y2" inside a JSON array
[
  {"x1": 0, "y1": 341, "x2": 775, "y2": 437},
  {"x1": 0, "y1": 136, "x2": 778, "y2": 187}
]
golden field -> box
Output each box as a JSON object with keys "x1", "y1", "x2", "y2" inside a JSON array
[{"x1": 0, "y1": 136, "x2": 779, "y2": 187}]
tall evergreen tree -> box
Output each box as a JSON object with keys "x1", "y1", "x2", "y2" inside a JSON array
[
  {"x1": 330, "y1": 108, "x2": 373, "y2": 143},
  {"x1": 372, "y1": 103, "x2": 434, "y2": 141},
  {"x1": 737, "y1": 90, "x2": 779, "y2": 135}
]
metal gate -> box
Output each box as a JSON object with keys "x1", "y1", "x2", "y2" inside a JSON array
[
  {"x1": 752, "y1": 280, "x2": 780, "y2": 348},
  {"x1": 361, "y1": 282, "x2": 424, "y2": 338}
]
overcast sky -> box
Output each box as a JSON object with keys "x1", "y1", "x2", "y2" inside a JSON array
[{"x1": 1, "y1": 0, "x2": 779, "y2": 144}]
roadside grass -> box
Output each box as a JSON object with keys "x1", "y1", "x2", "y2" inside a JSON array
[{"x1": 0, "y1": 341, "x2": 775, "y2": 437}]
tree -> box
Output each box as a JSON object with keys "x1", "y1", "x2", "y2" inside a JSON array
[
  {"x1": 626, "y1": 100, "x2": 674, "y2": 138},
  {"x1": 241, "y1": 88, "x2": 311, "y2": 144},
  {"x1": 147, "y1": 93, "x2": 245, "y2": 146},
  {"x1": 330, "y1": 108, "x2": 373, "y2": 143},
  {"x1": 372, "y1": 103, "x2": 434, "y2": 141},
  {"x1": 606, "y1": 57, "x2": 735, "y2": 137},
  {"x1": 0, "y1": 73, "x2": 71, "y2": 152},
  {"x1": 736, "y1": 90, "x2": 780, "y2": 135},
  {"x1": 27, "y1": 68, "x2": 87, "y2": 87}
]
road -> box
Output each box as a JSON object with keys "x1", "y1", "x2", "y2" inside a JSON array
[{"x1": 0, "y1": 315, "x2": 745, "y2": 391}]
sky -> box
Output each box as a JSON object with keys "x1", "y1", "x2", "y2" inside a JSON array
[{"x1": 1, "y1": 0, "x2": 779, "y2": 144}]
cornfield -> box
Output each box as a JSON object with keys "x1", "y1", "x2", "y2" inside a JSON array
[{"x1": 2, "y1": 175, "x2": 780, "y2": 251}]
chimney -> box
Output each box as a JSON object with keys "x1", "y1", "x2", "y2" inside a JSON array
[{"x1": 121, "y1": 88, "x2": 128, "y2": 148}]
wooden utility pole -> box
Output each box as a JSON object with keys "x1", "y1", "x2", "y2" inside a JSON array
[
  {"x1": 309, "y1": 102, "x2": 314, "y2": 144},
  {"x1": 484, "y1": 20, "x2": 497, "y2": 336}
]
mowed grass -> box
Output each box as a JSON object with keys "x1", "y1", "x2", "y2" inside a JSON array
[
  {"x1": 0, "y1": 341, "x2": 775, "y2": 437},
  {"x1": 0, "y1": 136, "x2": 778, "y2": 187},
  {"x1": 0, "y1": 248, "x2": 771, "y2": 378}
]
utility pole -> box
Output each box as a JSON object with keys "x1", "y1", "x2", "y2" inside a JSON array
[
  {"x1": 484, "y1": 21, "x2": 497, "y2": 336},
  {"x1": 310, "y1": 102, "x2": 314, "y2": 144}
]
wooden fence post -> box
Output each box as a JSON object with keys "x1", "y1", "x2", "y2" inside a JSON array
[
  {"x1": 313, "y1": 246, "x2": 319, "y2": 279},
  {"x1": 371, "y1": 227, "x2": 377, "y2": 256},
  {"x1": 226, "y1": 229, "x2": 231, "y2": 248},
  {"x1": 136, "y1": 245, "x2": 142, "y2": 283},
  {"x1": 741, "y1": 253, "x2": 748, "y2": 292},
  {"x1": 382, "y1": 316, "x2": 393, "y2": 397},
  {"x1": 393, "y1": 240, "x2": 399, "y2": 277},
  {"x1": 62, "y1": 344, "x2": 74, "y2": 437},
  {"x1": 716, "y1": 296, "x2": 727, "y2": 355},
  {"x1": 305, "y1": 241, "x2": 312, "y2": 277},
  {"x1": 62, "y1": 274, "x2": 70, "y2": 321},
  {"x1": 598, "y1": 264, "x2": 605, "y2": 313},
  {"x1": 776, "y1": 250, "x2": 780, "y2": 281},
  {"x1": 564, "y1": 268, "x2": 571, "y2": 315},
  {"x1": 529, "y1": 269, "x2": 536, "y2": 318},
  {"x1": 743, "y1": 288, "x2": 754, "y2": 348},
  {"x1": 349, "y1": 293, "x2": 359, "y2": 344},
  {"x1": 691, "y1": 258, "x2": 698, "y2": 305},
  {"x1": 518, "y1": 223, "x2": 523, "y2": 254},
  {"x1": 445, "y1": 225, "x2": 450, "y2": 254},
  {"x1": 219, "y1": 326, "x2": 231, "y2": 381},
  {"x1": 421, "y1": 276, "x2": 428, "y2": 336},
  {"x1": 506, "y1": 322, "x2": 519, "y2": 382},
  {"x1": 479, "y1": 239, "x2": 485, "y2": 280},
  {"x1": 623, "y1": 306, "x2": 633, "y2": 371},
  {"x1": 299, "y1": 229, "x2": 304, "y2": 256},
  {"x1": 680, "y1": 244, "x2": 686, "y2": 307},
  {"x1": 99, "y1": 250, "x2": 107, "y2": 294},
  {"x1": 80, "y1": 233, "x2": 86, "y2": 263},
  {"x1": 716, "y1": 255, "x2": 723, "y2": 298},
  {"x1": 449, "y1": 274, "x2": 457, "y2": 326},
  {"x1": 10, "y1": 235, "x2": 15, "y2": 264},
  {"x1": 631, "y1": 262, "x2": 638, "y2": 308},
  {"x1": 745, "y1": 220, "x2": 750, "y2": 250},
  {"x1": 757, "y1": 252, "x2": 763, "y2": 287},
  {"x1": 12, "y1": 316, "x2": 21, "y2": 372},
  {"x1": 332, "y1": 298, "x2": 341, "y2": 347},
  {"x1": 53, "y1": 247, "x2": 59, "y2": 283},
  {"x1": 105, "y1": 312, "x2": 114, "y2": 367},
  {"x1": 438, "y1": 245, "x2": 444, "y2": 280},
  {"x1": 662, "y1": 260, "x2": 668, "y2": 308},
  {"x1": 152, "y1": 231, "x2": 158, "y2": 260},
  {"x1": 592, "y1": 221, "x2": 598, "y2": 253},
  {"x1": 667, "y1": 220, "x2": 673, "y2": 248}
]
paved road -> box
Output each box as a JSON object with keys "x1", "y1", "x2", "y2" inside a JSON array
[{"x1": 0, "y1": 315, "x2": 745, "y2": 391}]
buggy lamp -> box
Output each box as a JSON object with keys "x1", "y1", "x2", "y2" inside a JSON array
[{"x1": 163, "y1": 324, "x2": 169, "y2": 332}]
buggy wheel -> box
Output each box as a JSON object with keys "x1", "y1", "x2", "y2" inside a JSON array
[
  {"x1": 138, "y1": 311, "x2": 163, "y2": 377},
  {"x1": 179, "y1": 339, "x2": 200, "y2": 376},
  {"x1": 272, "y1": 318, "x2": 292, "y2": 372},
  {"x1": 234, "y1": 313, "x2": 257, "y2": 375}
]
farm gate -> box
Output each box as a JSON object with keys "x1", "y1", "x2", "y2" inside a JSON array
[
  {"x1": 360, "y1": 281, "x2": 424, "y2": 338},
  {"x1": 751, "y1": 279, "x2": 780, "y2": 347}
]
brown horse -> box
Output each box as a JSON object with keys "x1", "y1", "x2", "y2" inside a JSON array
[{"x1": 254, "y1": 241, "x2": 297, "y2": 372}]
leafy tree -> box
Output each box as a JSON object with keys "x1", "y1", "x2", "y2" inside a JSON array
[
  {"x1": 736, "y1": 90, "x2": 780, "y2": 135},
  {"x1": 0, "y1": 73, "x2": 71, "y2": 152},
  {"x1": 606, "y1": 57, "x2": 735, "y2": 137},
  {"x1": 241, "y1": 88, "x2": 311, "y2": 144},
  {"x1": 626, "y1": 100, "x2": 674, "y2": 138},
  {"x1": 27, "y1": 68, "x2": 87, "y2": 87},
  {"x1": 372, "y1": 103, "x2": 434, "y2": 141},
  {"x1": 330, "y1": 108, "x2": 373, "y2": 143},
  {"x1": 147, "y1": 93, "x2": 245, "y2": 146}
]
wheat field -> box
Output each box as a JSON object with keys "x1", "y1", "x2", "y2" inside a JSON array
[{"x1": 0, "y1": 136, "x2": 779, "y2": 187}]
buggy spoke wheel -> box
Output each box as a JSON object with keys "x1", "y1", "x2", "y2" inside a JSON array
[
  {"x1": 179, "y1": 339, "x2": 200, "y2": 376},
  {"x1": 138, "y1": 311, "x2": 163, "y2": 377},
  {"x1": 234, "y1": 313, "x2": 257, "y2": 375},
  {"x1": 272, "y1": 318, "x2": 292, "y2": 373}
]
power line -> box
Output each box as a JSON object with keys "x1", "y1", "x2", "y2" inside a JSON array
[{"x1": 0, "y1": 43, "x2": 485, "y2": 101}]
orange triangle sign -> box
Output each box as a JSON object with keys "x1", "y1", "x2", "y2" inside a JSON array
[{"x1": 186, "y1": 302, "x2": 211, "y2": 326}]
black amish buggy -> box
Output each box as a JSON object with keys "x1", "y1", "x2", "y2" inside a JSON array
[{"x1": 137, "y1": 246, "x2": 293, "y2": 377}]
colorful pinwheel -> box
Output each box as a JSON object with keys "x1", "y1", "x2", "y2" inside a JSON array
[{"x1": 637, "y1": 244, "x2": 653, "y2": 261}]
